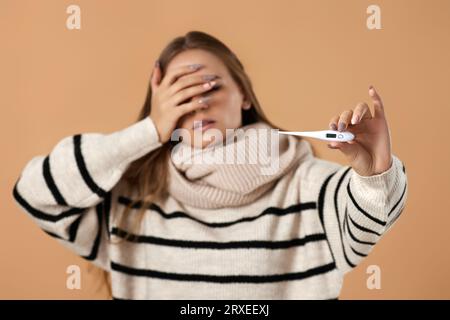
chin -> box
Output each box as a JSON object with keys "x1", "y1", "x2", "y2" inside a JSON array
[
  {"x1": 193, "y1": 136, "x2": 219, "y2": 149},
  {"x1": 184, "y1": 125, "x2": 218, "y2": 146}
]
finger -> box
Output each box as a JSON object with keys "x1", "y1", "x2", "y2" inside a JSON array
[
  {"x1": 327, "y1": 142, "x2": 342, "y2": 149},
  {"x1": 327, "y1": 140, "x2": 359, "y2": 157},
  {"x1": 369, "y1": 85, "x2": 385, "y2": 119},
  {"x1": 337, "y1": 110, "x2": 353, "y2": 132},
  {"x1": 169, "y1": 73, "x2": 220, "y2": 97},
  {"x1": 176, "y1": 97, "x2": 211, "y2": 117},
  {"x1": 329, "y1": 115, "x2": 339, "y2": 130},
  {"x1": 161, "y1": 63, "x2": 205, "y2": 88},
  {"x1": 172, "y1": 80, "x2": 219, "y2": 106},
  {"x1": 350, "y1": 102, "x2": 372, "y2": 125}
]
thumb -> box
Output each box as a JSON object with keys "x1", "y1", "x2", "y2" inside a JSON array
[{"x1": 369, "y1": 85, "x2": 385, "y2": 119}]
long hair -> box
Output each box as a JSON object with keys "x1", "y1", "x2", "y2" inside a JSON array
[{"x1": 96, "y1": 30, "x2": 313, "y2": 298}]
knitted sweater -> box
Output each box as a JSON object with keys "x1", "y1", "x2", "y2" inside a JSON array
[{"x1": 12, "y1": 116, "x2": 408, "y2": 300}]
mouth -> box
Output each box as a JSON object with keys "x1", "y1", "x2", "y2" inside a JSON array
[{"x1": 192, "y1": 119, "x2": 216, "y2": 131}]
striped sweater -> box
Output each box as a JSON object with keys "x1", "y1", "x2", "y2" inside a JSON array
[{"x1": 12, "y1": 116, "x2": 408, "y2": 299}]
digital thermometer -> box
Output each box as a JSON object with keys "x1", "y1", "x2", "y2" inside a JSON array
[{"x1": 278, "y1": 130, "x2": 355, "y2": 142}]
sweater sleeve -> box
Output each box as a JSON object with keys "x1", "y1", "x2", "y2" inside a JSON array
[
  {"x1": 301, "y1": 144, "x2": 408, "y2": 275},
  {"x1": 12, "y1": 117, "x2": 162, "y2": 271}
]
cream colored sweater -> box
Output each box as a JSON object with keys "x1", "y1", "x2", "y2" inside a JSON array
[{"x1": 12, "y1": 117, "x2": 408, "y2": 299}]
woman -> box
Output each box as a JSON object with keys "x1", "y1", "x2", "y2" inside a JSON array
[{"x1": 12, "y1": 31, "x2": 408, "y2": 299}]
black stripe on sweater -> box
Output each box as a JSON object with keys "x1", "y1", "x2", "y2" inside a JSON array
[
  {"x1": 13, "y1": 182, "x2": 84, "y2": 222},
  {"x1": 386, "y1": 207, "x2": 404, "y2": 229},
  {"x1": 111, "y1": 227, "x2": 327, "y2": 249},
  {"x1": 388, "y1": 182, "x2": 407, "y2": 218},
  {"x1": 42, "y1": 229, "x2": 65, "y2": 240},
  {"x1": 81, "y1": 202, "x2": 103, "y2": 261},
  {"x1": 347, "y1": 181, "x2": 386, "y2": 227},
  {"x1": 56, "y1": 195, "x2": 109, "y2": 245},
  {"x1": 347, "y1": 214, "x2": 382, "y2": 237},
  {"x1": 118, "y1": 196, "x2": 317, "y2": 228},
  {"x1": 104, "y1": 192, "x2": 112, "y2": 240},
  {"x1": 110, "y1": 261, "x2": 336, "y2": 283},
  {"x1": 317, "y1": 170, "x2": 339, "y2": 267},
  {"x1": 68, "y1": 215, "x2": 83, "y2": 242},
  {"x1": 73, "y1": 134, "x2": 107, "y2": 198},
  {"x1": 344, "y1": 207, "x2": 376, "y2": 246},
  {"x1": 40, "y1": 216, "x2": 81, "y2": 243},
  {"x1": 343, "y1": 211, "x2": 369, "y2": 258},
  {"x1": 43, "y1": 156, "x2": 68, "y2": 206},
  {"x1": 333, "y1": 168, "x2": 356, "y2": 268}
]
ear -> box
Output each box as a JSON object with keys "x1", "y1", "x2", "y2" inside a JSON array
[
  {"x1": 237, "y1": 84, "x2": 251, "y2": 110},
  {"x1": 242, "y1": 100, "x2": 251, "y2": 110}
]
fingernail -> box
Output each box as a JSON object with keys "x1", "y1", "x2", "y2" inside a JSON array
[
  {"x1": 198, "y1": 96, "x2": 211, "y2": 104},
  {"x1": 202, "y1": 74, "x2": 218, "y2": 81},
  {"x1": 155, "y1": 60, "x2": 160, "y2": 68},
  {"x1": 351, "y1": 115, "x2": 359, "y2": 125},
  {"x1": 189, "y1": 63, "x2": 203, "y2": 70},
  {"x1": 203, "y1": 81, "x2": 216, "y2": 89},
  {"x1": 338, "y1": 122, "x2": 345, "y2": 132},
  {"x1": 330, "y1": 123, "x2": 338, "y2": 131}
]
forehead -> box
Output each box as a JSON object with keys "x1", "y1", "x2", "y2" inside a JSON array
[{"x1": 166, "y1": 49, "x2": 228, "y2": 76}]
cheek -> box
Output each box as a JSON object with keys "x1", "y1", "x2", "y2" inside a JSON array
[
  {"x1": 227, "y1": 92, "x2": 244, "y2": 117},
  {"x1": 216, "y1": 91, "x2": 243, "y2": 114}
]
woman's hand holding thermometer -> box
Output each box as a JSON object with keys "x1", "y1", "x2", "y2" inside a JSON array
[{"x1": 283, "y1": 86, "x2": 393, "y2": 177}]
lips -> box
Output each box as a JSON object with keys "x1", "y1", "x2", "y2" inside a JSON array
[{"x1": 192, "y1": 119, "x2": 216, "y2": 130}]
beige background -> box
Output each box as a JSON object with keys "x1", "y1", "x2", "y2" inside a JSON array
[{"x1": 1, "y1": 0, "x2": 449, "y2": 299}]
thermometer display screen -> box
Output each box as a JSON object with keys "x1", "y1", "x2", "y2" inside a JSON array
[{"x1": 326, "y1": 133, "x2": 337, "y2": 138}]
